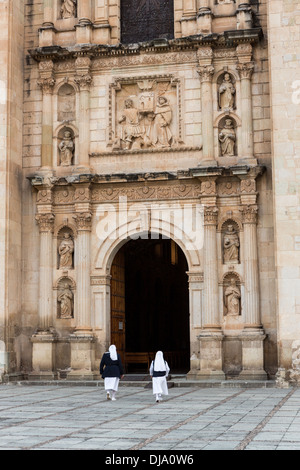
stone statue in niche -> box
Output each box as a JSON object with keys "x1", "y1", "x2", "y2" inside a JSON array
[
  {"x1": 58, "y1": 282, "x2": 74, "y2": 318},
  {"x1": 61, "y1": 0, "x2": 77, "y2": 19},
  {"x1": 223, "y1": 224, "x2": 240, "y2": 264},
  {"x1": 224, "y1": 278, "x2": 241, "y2": 316},
  {"x1": 219, "y1": 119, "x2": 236, "y2": 156},
  {"x1": 218, "y1": 73, "x2": 236, "y2": 110},
  {"x1": 59, "y1": 130, "x2": 74, "y2": 166},
  {"x1": 58, "y1": 232, "x2": 74, "y2": 269}
]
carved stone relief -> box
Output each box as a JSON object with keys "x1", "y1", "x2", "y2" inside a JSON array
[{"x1": 110, "y1": 76, "x2": 183, "y2": 151}]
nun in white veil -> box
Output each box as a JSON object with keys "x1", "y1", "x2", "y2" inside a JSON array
[
  {"x1": 149, "y1": 351, "x2": 170, "y2": 403},
  {"x1": 100, "y1": 345, "x2": 124, "y2": 401}
]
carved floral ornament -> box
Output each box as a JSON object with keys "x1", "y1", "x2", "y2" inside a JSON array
[
  {"x1": 73, "y1": 212, "x2": 92, "y2": 231},
  {"x1": 240, "y1": 205, "x2": 258, "y2": 224},
  {"x1": 35, "y1": 213, "x2": 55, "y2": 232}
]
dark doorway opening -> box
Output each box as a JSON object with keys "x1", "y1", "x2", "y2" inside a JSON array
[{"x1": 111, "y1": 235, "x2": 190, "y2": 374}]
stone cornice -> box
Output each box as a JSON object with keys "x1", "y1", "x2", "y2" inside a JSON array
[{"x1": 29, "y1": 29, "x2": 263, "y2": 63}]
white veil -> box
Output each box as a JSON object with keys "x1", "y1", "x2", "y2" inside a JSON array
[
  {"x1": 109, "y1": 345, "x2": 118, "y2": 361},
  {"x1": 154, "y1": 351, "x2": 167, "y2": 371}
]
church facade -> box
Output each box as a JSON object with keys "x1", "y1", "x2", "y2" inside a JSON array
[{"x1": 0, "y1": 0, "x2": 299, "y2": 384}]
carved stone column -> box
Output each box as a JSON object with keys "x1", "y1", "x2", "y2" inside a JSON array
[
  {"x1": 181, "y1": 0, "x2": 197, "y2": 37},
  {"x1": 236, "y1": 45, "x2": 255, "y2": 162},
  {"x1": 39, "y1": 0, "x2": 55, "y2": 47},
  {"x1": 94, "y1": 0, "x2": 111, "y2": 43},
  {"x1": 31, "y1": 209, "x2": 57, "y2": 379},
  {"x1": 74, "y1": 57, "x2": 92, "y2": 170},
  {"x1": 76, "y1": 0, "x2": 92, "y2": 43},
  {"x1": 186, "y1": 271, "x2": 204, "y2": 379},
  {"x1": 197, "y1": 49, "x2": 216, "y2": 166},
  {"x1": 236, "y1": 2, "x2": 253, "y2": 30},
  {"x1": 68, "y1": 204, "x2": 95, "y2": 379},
  {"x1": 197, "y1": 205, "x2": 225, "y2": 380},
  {"x1": 239, "y1": 204, "x2": 267, "y2": 380},
  {"x1": 38, "y1": 61, "x2": 56, "y2": 168},
  {"x1": 197, "y1": 1, "x2": 212, "y2": 34}
]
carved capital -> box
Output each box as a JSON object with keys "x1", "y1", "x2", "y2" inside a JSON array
[
  {"x1": 197, "y1": 65, "x2": 215, "y2": 83},
  {"x1": 36, "y1": 213, "x2": 55, "y2": 232},
  {"x1": 74, "y1": 73, "x2": 93, "y2": 90},
  {"x1": 236, "y1": 62, "x2": 254, "y2": 80},
  {"x1": 37, "y1": 76, "x2": 56, "y2": 94},
  {"x1": 240, "y1": 205, "x2": 258, "y2": 224},
  {"x1": 204, "y1": 206, "x2": 218, "y2": 225},
  {"x1": 73, "y1": 212, "x2": 92, "y2": 231}
]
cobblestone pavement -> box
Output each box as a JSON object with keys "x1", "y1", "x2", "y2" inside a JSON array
[{"x1": 0, "y1": 384, "x2": 300, "y2": 451}]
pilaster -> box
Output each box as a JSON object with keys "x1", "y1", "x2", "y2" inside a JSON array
[
  {"x1": 197, "y1": 47, "x2": 217, "y2": 166},
  {"x1": 38, "y1": 60, "x2": 56, "y2": 169}
]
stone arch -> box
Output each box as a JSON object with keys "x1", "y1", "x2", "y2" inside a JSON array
[{"x1": 94, "y1": 216, "x2": 202, "y2": 275}]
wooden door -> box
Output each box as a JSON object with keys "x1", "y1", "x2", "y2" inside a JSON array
[{"x1": 110, "y1": 250, "x2": 126, "y2": 365}]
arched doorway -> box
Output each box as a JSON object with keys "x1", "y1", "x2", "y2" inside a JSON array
[{"x1": 110, "y1": 235, "x2": 190, "y2": 374}]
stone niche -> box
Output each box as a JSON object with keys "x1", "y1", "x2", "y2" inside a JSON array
[{"x1": 109, "y1": 75, "x2": 184, "y2": 152}]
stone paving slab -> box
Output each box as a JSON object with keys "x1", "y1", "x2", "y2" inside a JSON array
[{"x1": 0, "y1": 383, "x2": 299, "y2": 452}]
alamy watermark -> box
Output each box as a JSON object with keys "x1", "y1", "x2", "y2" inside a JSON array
[
  {"x1": 292, "y1": 80, "x2": 300, "y2": 105},
  {"x1": 95, "y1": 197, "x2": 205, "y2": 252}
]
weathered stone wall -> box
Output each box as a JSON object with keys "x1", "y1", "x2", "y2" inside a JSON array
[
  {"x1": 0, "y1": 0, "x2": 24, "y2": 378},
  {"x1": 267, "y1": 0, "x2": 300, "y2": 371}
]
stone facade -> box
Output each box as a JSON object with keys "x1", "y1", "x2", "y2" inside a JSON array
[{"x1": 0, "y1": 0, "x2": 298, "y2": 383}]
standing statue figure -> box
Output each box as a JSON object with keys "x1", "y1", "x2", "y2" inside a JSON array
[
  {"x1": 219, "y1": 119, "x2": 236, "y2": 156},
  {"x1": 58, "y1": 283, "x2": 73, "y2": 318},
  {"x1": 119, "y1": 99, "x2": 145, "y2": 150},
  {"x1": 153, "y1": 96, "x2": 173, "y2": 148},
  {"x1": 225, "y1": 279, "x2": 241, "y2": 316},
  {"x1": 61, "y1": 0, "x2": 77, "y2": 19},
  {"x1": 218, "y1": 73, "x2": 236, "y2": 110},
  {"x1": 58, "y1": 233, "x2": 74, "y2": 269},
  {"x1": 59, "y1": 130, "x2": 74, "y2": 166},
  {"x1": 223, "y1": 224, "x2": 240, "y2": 263}
]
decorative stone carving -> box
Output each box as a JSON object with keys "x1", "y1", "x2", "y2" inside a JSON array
[
  {"x1": 61, "y1": 0, "x2": 77, "y2": 19},
  {"x1": 110, "y1": 75, "x2": 183, "y2": 151},
  {"x1": 58, "y1": 232, "x2": 74, "y2": 269},
  {"x1": 223, "y1": 223, "x2": 240, "y2": 264},
  {"x1": 37, "y1": 77, "x2": 56, "y2": 95},
  {"x1": 57, "y1": 280, "x2": 74, "y2": 319},
  {"x1": 197, "y1": 65, "x2": 214, "y2": 83},
  {"x1": 236, "y1": 62, "x2": 254, "y2": 80},
  {"x1": 240, "y1": 205, "x2": 258, "y2": 224},
  {"x1": 35, "y1": 213, "x2": 55, "y2": 233},
  {"x1": 59, "y1": 130, "x2": 74, "y2": 166},
  {"x1": 204, "y1": 206, "x2": 218, "y2": 225},
  {"x1": 218, "y1": 73, "x2": 236, "y2": 111},
  {"x1": 224, "y1": 277, "x2": 241, "y2": 316},
  {"x1": 219, "y1": 118, "x2": 236, "y2": 156},
  {"x1": 73, "y1": 213, "x2": 92, "y2": 231}
]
